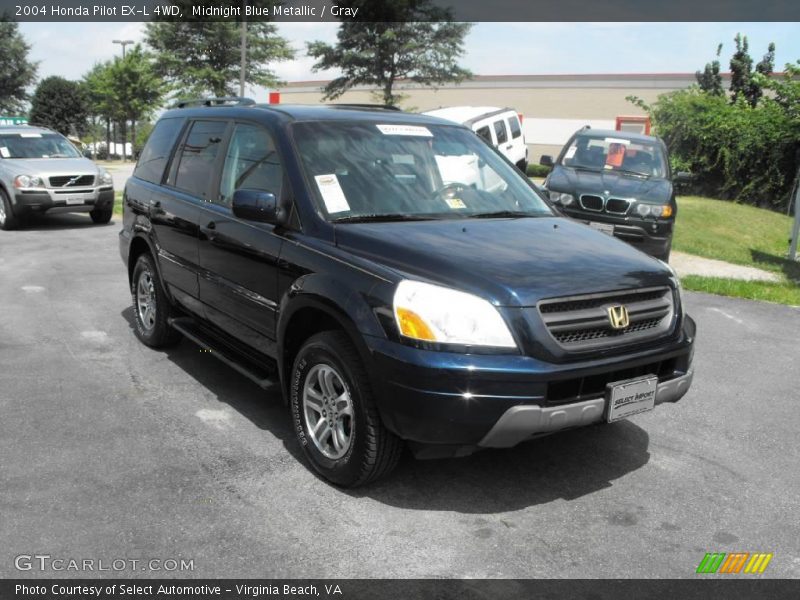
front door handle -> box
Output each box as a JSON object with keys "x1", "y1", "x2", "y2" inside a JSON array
[
  {"x1": 148, "y1": 199, "x2": 163, "y2": 216},
  {"x1": 206, "y1": 221, "x2": 216, "y2": 230},
  {"x1": 506, "y1": 144, "x2": 513, "y2": 150}
]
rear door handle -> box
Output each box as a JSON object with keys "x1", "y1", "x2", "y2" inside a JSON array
[
  {"x1": 148, "y1": 199, "x2": 163, "y2": 216},
  {"x1": 206, "y1": 221, "x2": 216, "y2": 230},
  {"x1": 506, "y1": 144, "x2": 513, "y2": 150}
]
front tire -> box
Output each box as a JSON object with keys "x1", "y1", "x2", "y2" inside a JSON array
[
  {"x1": 0, "y1": 189, "x2": 20, "y2": 231},
  {"x1": 90, "y1": 206, "x2": 113, "y2": 224},
  {"x1": 290, "y1": 331, "x2": 403, "y2": 487},
  {"x1": 131, "y1": 253, "x2": 181, "y2": 348}
]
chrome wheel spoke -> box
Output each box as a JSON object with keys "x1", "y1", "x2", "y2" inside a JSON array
[{"x1": 302, "y1": 363, "x2": 354, "y2": 460}]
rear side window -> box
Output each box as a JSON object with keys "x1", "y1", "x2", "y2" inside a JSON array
[
  {"x1": 173, "y1": 120, "x2": 228, "y2": 199},
  {"x1": 508, "y1": 117, "x2": 522, "y2": 139},
  {"x1": 134, "y1": 118, "x2": 183, "y2": 184},
  {"x1": 475, "y1": 125, "x2": 492, "y2": 144},
  {"x1": 493, "y1": 120, "x2": 508, "y2": 144}
]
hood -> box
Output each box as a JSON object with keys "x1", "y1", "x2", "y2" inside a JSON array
[
  {"x1": 3, "y1": 157, "x2": 101, "y2": 178},
  {"x1": 334, "y1": 217, "x2": 671, "y2": 307},
  {"x1": 549, "y1": 166, "x2": 672, "y2": 202}
]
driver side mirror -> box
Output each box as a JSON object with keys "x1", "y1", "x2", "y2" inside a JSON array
[
  {"x1": 539, "y1": 155, "x2": 554, "y2": 167},
  {"x1": 232, "y1": 189, "x2": 283, "y2": 224},
  {"x1": 674, "y1": 171, "x2": 693, "y2": 184}
]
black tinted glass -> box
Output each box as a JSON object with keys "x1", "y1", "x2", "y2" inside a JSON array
[
  {"x1": 174, "y1": 120, "x2": 227, "y2": 198},
  {"x1": 134, "y1": 118, "x2": 183, "y2": 184}
]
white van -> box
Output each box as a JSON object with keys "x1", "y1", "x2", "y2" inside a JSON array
[{"x1": 423, "y1": 106, "x2": 528, "y2": 172}]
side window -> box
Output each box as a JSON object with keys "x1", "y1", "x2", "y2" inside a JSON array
[
  {"x1": 173, "y1": 120, "x2": 228, "y2": 199},
  {"x1": 508, "y1": 116, "x2": 522, "y2": 139},
  {"x1": 134, "y1": 118, "x2": 184, "y2": 184},
  {"x1": 217, "y1": 123, "x2": 283, "y2": 207},
  {"x1": 475, "y1": 125, "x2": 492, "y2": 144},
  {"x1": 493, "y1": 120, "x2": 508, "y2": 144}
]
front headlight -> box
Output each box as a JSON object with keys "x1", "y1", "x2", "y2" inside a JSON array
[
  {"x1": 393, "y1": 280, "x2": 517, "y2": 349},
  {"x1": 659, "y1": 259, "x2": 684, "y2": 318},
  {"x1": 13, "y1": 175, "x2": 45, "y2": 189},
  {"x1": 636, "y1": 203, "x2": 673, "y2": 218},
  {"x1": 548, "y1": 191, "x2": 574, "y2": 206},
  {"x1": 98, "y1": 169, "x2": 113, "y2": 186}
]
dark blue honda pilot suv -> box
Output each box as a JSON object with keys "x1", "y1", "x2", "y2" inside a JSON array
[{"x1": 119, "y1": 98, "x2": 696, "y2": 486}]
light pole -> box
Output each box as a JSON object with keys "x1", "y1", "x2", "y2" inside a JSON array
[
  {"x1": 111, "y1": 39, "x2": 134, "y2": 161},
  {"x1": 112, "y1": 39, "x2": 134, "y2": 58},
  {"x1": 240, "y1": 0, "x2": 247, "y2": 97}
]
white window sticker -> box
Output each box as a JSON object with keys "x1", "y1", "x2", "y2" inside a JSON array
[
  {"x1": 0, "y1": 147, "x2": 9, "y2": 158},
  {"x1": 314, "y1": 174, "x2": 350, "y2": 214},
  {"x1": 564, "y1": 146, "x2": 577, "y2": 159},
  {"x1": 604, "y1": 137, "x2": 631, "y2": 146},
  {"x1": 445, "y1": 197, "x2": 466, "y2": 209},
  {"x1": 376, "y1": 124, "x2": 433, "y2": 137},
  {"x1": 19, "y1": 133, "x2": 42, "y2": 138}
]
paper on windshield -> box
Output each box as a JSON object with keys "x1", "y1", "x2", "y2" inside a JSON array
[
  {"x1": 19, "y1": 133, "x2": 42, "y2": 138},
  {"x1": 376, "y1": 124, "x2": 433, "y2": 137},
  {"x1": 0, "y1": 147, "x2": 8, "y2": 158},
  {"x1": 564, "y1": 146, "x2": 577, "y2": 160},
  {"x1": 314, "y1": 174, "x2": 350, "y2": 214}
]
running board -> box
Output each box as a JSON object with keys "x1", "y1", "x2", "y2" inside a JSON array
[{"x1": 168, "y1": 317, "x2": 277, "y2": 390}]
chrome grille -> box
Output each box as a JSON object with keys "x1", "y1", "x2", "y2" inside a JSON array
[
  {"x1": 49, "y1": 175, "x2": 95, "y2": 187},
  {"x1": 538, "y1": 287, "x2": 674, "y2": 351}
]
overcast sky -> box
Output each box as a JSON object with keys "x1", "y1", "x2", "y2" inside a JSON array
[{"x1": 18, "y1": 21, "x2": 800, "y2": 96}]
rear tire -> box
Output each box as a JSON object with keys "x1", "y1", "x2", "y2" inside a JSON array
[
  {"x1": 290, "y1": 331, "x2": 403, "y2": 487},
  {"x1": 0, "y1": 189, "x2": 20, "y2": 231},
  {"x1": 90, "y1": 206, "x2": 113, "y2": 224},
  {"x1": 131, "y1": 253, "x2": 181, "y2": 348}
]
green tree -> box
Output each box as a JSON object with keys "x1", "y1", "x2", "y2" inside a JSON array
[
  {"x1": 307, "y1": 1, "x2": 472, "y2": 106},
  {"x1": 145, "y1": 21, "x2": 293, "y2": 98},
  {"x1": 695, "y1": 43, "x2": 724, "y2": 96},
  {"x1": 729, "y1": 33, "x2": 753, "y2": 104},
  {"x1": 0, "y1": 17, "x2": 39, "y2": 114},
  {"x1": 82, "y1": 62, "x2": 116, "y2": 157},
  {"x1": 106, "y1": 45, "x2": 168, "y2": 158},
  {"x1": 29, "y1": 77, "x2": 88, "y2": 137}
]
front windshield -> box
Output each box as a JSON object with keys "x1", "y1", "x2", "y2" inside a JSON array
[
  {"x1": 559, "y1": 134, "x2": 667, "y2": 178},
  {"x1": 0, "y1": 132, "x2": 82, "y2": 159},
  {"x1": 293, "y1": 121, "x2": 552, "y2": 221}
]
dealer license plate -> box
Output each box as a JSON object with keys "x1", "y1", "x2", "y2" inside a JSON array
[
  {"x1": 606, "y1": 376, "x2": 658, "y2": 423},
  {"x1": 65, "y1": 196, "x2": 85, "y2": 206},
  {"x1": 589, "y1": 221, "x2": 614, "y2": 236}
]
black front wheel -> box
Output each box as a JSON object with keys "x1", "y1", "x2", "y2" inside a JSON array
[
  {"x1": 290, "y1": 331, "x2": 403, "y2": 487},
  {"x1": 131, "y1": 254, "x2": 181, "y2": 348},
  {"x1": 90, "y1": 206, "x2": 113, "y2": 224},
  {"x1": 0, "y1": 189, "x2": 20, "y2": 231}
]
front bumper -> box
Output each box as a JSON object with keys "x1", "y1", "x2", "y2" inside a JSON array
[
  {"x1": 13, "y1": 187, "x2": 114, "y2": 215},
  {"x1": 561, "y1": 207, "x2": 673, "y2": 258},
  {"x1": 365, "y1": 315, "x2": 695, "y2": 453},
  {"x1": 479, "y1": 369, "x2": 693, "y2": 448}
]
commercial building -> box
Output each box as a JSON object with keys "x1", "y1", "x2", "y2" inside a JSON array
[{"x1": 277, "y1": 73, "x2": 714, "y2": 162}]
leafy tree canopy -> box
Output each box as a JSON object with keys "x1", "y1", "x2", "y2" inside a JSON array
[
  {"x1": 29, "y1": 77, "x2": 88, "y2": 137},
  {"x1": 307, "y1": 0, "x2": 472, "y2": 106},
  {"x1": 145, "y1": 21, "x2": 294, "y2": 98},
  {"x1": 0, "y1": 18, "x2": 38, "y2": 114}
]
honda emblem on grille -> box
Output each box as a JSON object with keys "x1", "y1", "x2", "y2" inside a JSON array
[{"x1": 607, "y1": 305, "x2": 630, "y2": 329}]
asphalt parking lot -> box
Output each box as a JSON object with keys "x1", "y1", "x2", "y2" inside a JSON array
[{"x1": 1, "y1": 212, "x2": 799, "y2": 579}]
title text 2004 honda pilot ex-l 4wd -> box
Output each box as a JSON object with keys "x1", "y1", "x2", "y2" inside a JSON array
[{"x1": 119, "y1": 99, "x2": 696, "y2": 487}]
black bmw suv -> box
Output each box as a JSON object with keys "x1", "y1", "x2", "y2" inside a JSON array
[
  {"x1": 541, "y1": 128, "x2": 689, "y2": 261},
  {"x1": 120, "y1": 99, "x2": 695, "y2": 486}
]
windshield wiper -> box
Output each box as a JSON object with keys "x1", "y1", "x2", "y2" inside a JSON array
[
  {"x1": 614, "y1": 168, "x2": 651, "y2": 179},
  {"x1": 331, "y1": 214, "x2": 438, "y2": 224},
  {"x1": 467, "y1": 210, "x2": 538, "y2": 219}
]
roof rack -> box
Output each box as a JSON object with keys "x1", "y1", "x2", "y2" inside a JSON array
[
  {"x1": 172, "y1": 97, "x2": 255, "y2": 109},
  {"x1": 326, "y1": 103, "x2": 403, "y2": 112}
]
